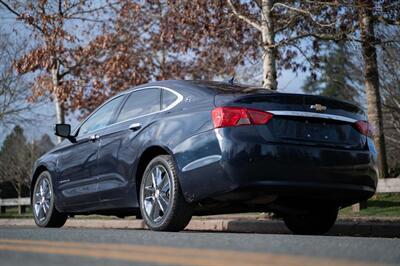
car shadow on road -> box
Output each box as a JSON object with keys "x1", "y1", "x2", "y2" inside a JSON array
[{"x1": 184, "y1": 219, "x2": 400, "y2": 238}]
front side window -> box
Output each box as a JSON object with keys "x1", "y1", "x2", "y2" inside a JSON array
[
  {"x1": 78, "y1": 96, "x2": 124, "y2": 136},
  {"x1": 116, "y1": 88, "x2": 161, "y2": 122}
]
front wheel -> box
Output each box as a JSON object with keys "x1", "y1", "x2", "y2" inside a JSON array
[
  {"x1": 140, "y1": 155, "x2": 193, "y2": 231},
  {"x1": 32, "y1": 171, "x2": 67, "y2": 228},
  {"x1": 283, "y1": 208, "x2": 338, "y2": 235}
]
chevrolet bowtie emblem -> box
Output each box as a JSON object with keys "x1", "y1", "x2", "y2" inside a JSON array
[{"x1": 310, "y1": 104, "x2": 327, "y2": 112}]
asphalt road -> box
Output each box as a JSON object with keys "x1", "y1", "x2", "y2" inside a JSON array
[{"x1": 0, "y1": 227, "x2": 399, "y2": 266}]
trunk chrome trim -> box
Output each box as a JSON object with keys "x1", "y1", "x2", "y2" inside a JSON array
[{"x1": 268, "y1": 110, "x2": 357, "y2": 123}]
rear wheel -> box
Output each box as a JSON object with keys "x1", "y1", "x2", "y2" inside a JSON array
[
  {"x1": 140, "y1": 155, "x2": 192, "y2": 231},
  {"x1": 283, "y1": 208, "x2": 338, "y2": 235},
  {"x1": 32, "y1": 171, "x2": 67, "y2": 228}
]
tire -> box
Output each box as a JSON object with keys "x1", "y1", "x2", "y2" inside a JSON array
[
  {"x1": 139, "y1": 155, "x2": 193, "y2": 231},
  {"x1": 283, "y1": 208, "x2": 338, "y2": 235},
  {"x1": 32, "y1": 171, "x2": 67, "y2": 228}
]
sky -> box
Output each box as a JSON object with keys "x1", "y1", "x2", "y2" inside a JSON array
[{"x1": 0, "y1": 3, "x2": 307, "y2": 146}]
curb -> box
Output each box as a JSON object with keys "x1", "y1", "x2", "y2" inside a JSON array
[{"x1": 1, "y1": 218, "x2": 399, "y2": 238}]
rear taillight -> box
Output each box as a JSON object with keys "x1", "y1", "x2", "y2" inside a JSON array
[
  {"x1": 212, "y1": 106, "x2": 273, "y2": 128},
  {"x1": 354, "y1": 120, "x2": 374, "y2": 137}
]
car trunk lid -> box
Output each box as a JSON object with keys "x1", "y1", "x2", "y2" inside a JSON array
[{"x1": 215, "y1": 93, "x2": 367, "y2": 149}]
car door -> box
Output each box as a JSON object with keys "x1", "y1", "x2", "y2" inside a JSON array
[
  {"x1": 58, "y1": 95, "x2": 125, "y2": 209},
  {"x1": 95, "y1": 88, "x2": 162, "y2": 206}
]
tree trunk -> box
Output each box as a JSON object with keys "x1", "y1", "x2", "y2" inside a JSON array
[
  {"x1": 51, "y1": 68, "x2": 65, "y2": 143},
  {"x1": 17, "y1": 189, "x2": 22, "y2": 215},
  {"x1": 54, "y1": 95, "x2": 65, "y2": 124},
  {"x1": 360, "y1": 0, "x2": 389, "y2": 178},
  {"x1": 261, "y1": 0, "x2": 277, "y2": 90}
]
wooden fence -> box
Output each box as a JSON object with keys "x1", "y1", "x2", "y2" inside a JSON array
[
  {"x1": 376, "y1": 178, "x2": 400, "y2": 193},
  {"x1": 0, "y1": 197, "x2": 30, "y2": 215}
]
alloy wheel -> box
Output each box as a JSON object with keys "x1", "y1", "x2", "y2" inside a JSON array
[
  {"x1": 142, "y1": 165, "x2": 171, "y2": 223},
  {"x1": 33, "y1": 177, "x2": 52, "y2": 222}
]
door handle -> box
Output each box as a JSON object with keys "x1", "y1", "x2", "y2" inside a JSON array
[
  {"x1": 89, "y1": 134, "x2": 99, "y2": 141},
  {"x1": 129, "y1": 122, "x2": 142, "y2": 131}
]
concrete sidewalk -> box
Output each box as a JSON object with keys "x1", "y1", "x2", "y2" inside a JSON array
[{"x1": 1, "y1": 217, "x2": 399, "y2": 238}]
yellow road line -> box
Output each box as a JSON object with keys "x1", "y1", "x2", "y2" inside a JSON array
[
  {"x1": 0, "y1": 239, "x2": 373, "y2": 266},
  {"x1": 0, "y1": 238, "x2": 276, "y2": 264}
]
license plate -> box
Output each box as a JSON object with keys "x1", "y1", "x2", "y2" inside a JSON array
[{"x1": 303, "y1": 120, "x2": 330, "y2": 141}]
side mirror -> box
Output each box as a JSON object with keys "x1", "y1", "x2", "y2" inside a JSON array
[{"x1": 54, "y1": 124, "x2": 76, "y2": 143}]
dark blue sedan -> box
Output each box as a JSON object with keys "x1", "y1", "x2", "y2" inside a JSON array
[{"x1": 31, "y1": 80, "x2": 378, "y2": 234}]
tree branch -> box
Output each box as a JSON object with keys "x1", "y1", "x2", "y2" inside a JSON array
[
  {"x1": 375, "y1": 15, "x2": 400, "y2": 26},
  {"x1": 291, "y1": 43, "x2": 318, "y2": 69},
  {"x1": 58, "y1": 0, "x2": 63, "y2": 16},
  {"x1": 271, "y1": 2, "x2": 336, "y2": 28},
  {"x1": 275, "y1": 32, "x2": 347, "y2": 48},
  {"x1": 67, "y1": 1, "x2": 120, "y2": 17},
  {"x1": 274, "y1": 14, "x2": 302, "y2": 33},
  {"x1": 386, "y1": 135, "x2": 400, "y2": 145},
  {"x1": 0, "y1": 0, "x2": 44, "y2": 33},
  {"x1": 227, "y1": 0, "x2": 261, "y2": 32},
  {"x1": 0, "y1": 0, "x2": 20, "y2": 18}
]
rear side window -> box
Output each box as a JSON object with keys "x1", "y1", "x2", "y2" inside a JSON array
[
  {"x1": 162, "y1": 89, "x2": 178, "y2": 109},
  {"x1": 116, "y1": 88, "x2": 161, "y2": 122}
]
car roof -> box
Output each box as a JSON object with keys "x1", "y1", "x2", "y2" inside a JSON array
[{"x1": 129, "y1": 80, "x2": 276, "y2": 95}]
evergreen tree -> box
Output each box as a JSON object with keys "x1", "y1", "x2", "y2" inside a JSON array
[
  {"x1": 0, "y1": 129, "x2": 55, "y2": 198},
  {"x1": 0, "y1": 126, "x2": 30, "y2": 198},
  {"x1": 34, "y1": 134, "x2": 55, "y2": 158},
  {"x1": 302, "y1": 42, "x2": 363, "y2": 104}
]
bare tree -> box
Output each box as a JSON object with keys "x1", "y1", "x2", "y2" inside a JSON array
[
  {"x1": 0, "y1": 0, "x2": 118, "y2": 142},
  {"x1": 226, "y1": 0, "x2": 350, "y2": 89},
  {"x1": 0, "y1": 31, "x2": 35, "y2": 126}
]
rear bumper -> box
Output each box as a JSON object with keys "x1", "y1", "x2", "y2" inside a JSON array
[{"x1": 173, "y1": 127, "x2": 378, "y2": 206}]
